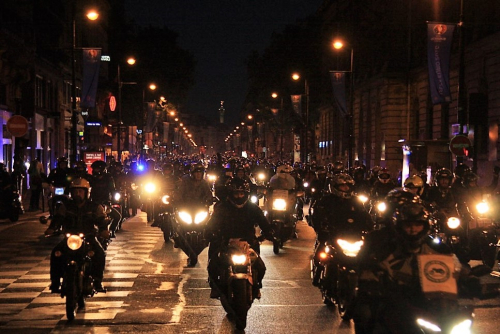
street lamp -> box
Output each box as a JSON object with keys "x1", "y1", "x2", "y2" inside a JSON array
[
  {"x1": 291, "y1": 73, "x2": 309, "y2": 163},
  {"x1": 272, "y1": 92, "x2": 285, "y2": 160},
  {"x1": 70, "y1": 6, "x2": 99, "y2": 166},
  {"x1": 333, "y1": 39, "x2": 354, "y2": 170},
  {"x1": 117, "y1": 57, "x2": 137, "y2": 162}
]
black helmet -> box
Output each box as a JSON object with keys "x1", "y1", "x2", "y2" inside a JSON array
[
  {"x1": 74, "y1": 160, "x2": 87, "y2": 173},
  {"x1": 91, "y1": 160, "x2": 107, "y2": 175},
  {"x1": 226, "y1": 177, "x2": 250, "y2": 207},
  {"x1": 190, "y1": 162, "x2": 205, "y2": 174},
  {"x1": 394, "y1": 201, "x2": 430, "y2": 247},
  {"x1": 328, "y1": 173, "x2": 354, "y2": 199},
  {"x1": 386, "y1": 187, "x2": 421, "y2": 211},
  {"x1": 57, "y1": 156, "x2": 68, "y2": 168},
  {"x1": 434, "y1": 168, "x2": 453, "y2": 186},
  {"x1": 461, "y1": 171, "x2": 478, "y2": 188},
  {"x1": 454, "y1": 163, "x2": 471, "y2": 179}
]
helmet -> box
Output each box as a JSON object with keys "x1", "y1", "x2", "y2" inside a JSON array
[
  {"x1": 328, "y1": 173, "x2": 354, "y2": 199},
  {"x1": 330, "y1": 161, "x2": 345, "y2": 175},
  {"x1": 69, "y1": 177, "x2": 91, "y2": 199},
  {"x1": 353, "y1": 166, "x2": 365, "y2": 180},
  {"x1": 378, "y1": 168, "x2": 391, "y2": 184},
  {"x1": 461, "y1": 171, "x2": 479, "y2": 188},
  {"x1": 57, "y1": 156, "x2": 68, "y2": 168},
  {"x1": 403, "y1": 175, "x2": 424, "y2": 196},
  {"x1": 190, "y1": 162, "x2": 205, "y2": 174},
  {"x1": 277, "y1": 164, "x2": 293, "y2": 174},
  {"x1": 454, "y1": 163, "x2": 471, "y2": 179},
  {"x1": 91, "y1": 160, "x2": 107, "y2": 175},
  {"x1": 226, "y1": 177, "x2": 250, "y2": 207},
  {"x1": 393, "y1": 201, "x2": 430, "y2": 247},
  {"x1": 74, "y1": 160, "x2": 87, "y2": 174},
  {"x1": 386, "y1": 187, "x2": 421, "y2": 210},
  {"x1": 434, "y1": 168, "x2": 453, "y2": 186}
]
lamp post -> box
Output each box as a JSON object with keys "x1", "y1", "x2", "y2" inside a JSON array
[
  {"x1": 70, "y1": 6, "x2": 99, "y2": 166},
  {"x1": 291, "y1": 73, "x2": 309, "y2": 163},
  {"x1": 117, "y1": 57, "x2": 136, "y2": 162},
  {"x1": 272, "y1": 92, "x2": 285, "y2": 160},
  {"x1": 333, "y1": 40, "x2": 354, "y2": 170}
]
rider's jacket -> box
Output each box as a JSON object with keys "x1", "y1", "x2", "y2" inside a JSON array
[
  {"x1": 312, "y1": 193, "x2": 373, "y2": 239},
  {"x1": 175, "y1": 175, "x2": 213, "y2": 206},
  {"x1": 49, "y1": 199, "x2": 107, "y2": 234},
  {"x1": 208, "y1": 199, "x2": 272, "y2": 243},
  {"x1": 424, "y1": 186, "x2": 457, "y2": 210},
  {"x1": 89, "y1": 173, "x2": 116, "y2": 204},
  {"x1": 47, "y1": 167, "x2": 73, "y2": 188}
]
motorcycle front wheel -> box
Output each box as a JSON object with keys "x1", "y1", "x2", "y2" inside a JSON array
[
  {"x1": 336, "y1": 271, "x2": 357, "y2": 319},
  {"x1": 231, "y1": 279, "x2": 251, "y2": 330},
  {"x1": 64, "y1": 270, "x2": 78, "y2": 321}
]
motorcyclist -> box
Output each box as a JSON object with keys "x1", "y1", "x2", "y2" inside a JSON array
[
  {"x1": 352, "y1": 199, "x2": 457, "y2": 333},
  {"x1": 72, "y1": 160, "x2": 91, "y2": 181},
  {"x1": 151, "y1": 162, "x2": 179, "y2": 228},
  {"x1": 403, "y1": 175, "x2": 425, "y2": 198},
  {"x1": 89, "y1": 160, "x2": 121, "y2": 237},
  {"x1": 46, "y1": 157, "x2": 73, "y2": 217},
  {"x1": 269, "y1": 164, "x2": 296, "y2": 190},
  {"x1": 352, "y1": 166, "x2": 371, "y2": 196},
  {"x1": 424, "y1": 168, "x2": 458, "y2": 211},
  {"x1": 311, "y1": 173, "x2": 373, "y2": 286},
  {"x1": 175, "y1": 162, "x2": 213, "y2": 207},
  {"x1": 44, "y1": 177, "x2": 109, "y2": 293},
  {"x1": 206, "y1": 177, "x2": 274, "y2": 299},
  {"x1": 370, "y1": 167, "x2": 396, "y2": 200}
]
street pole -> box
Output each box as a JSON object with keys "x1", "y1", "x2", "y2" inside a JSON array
[
  {"x1": 305, "y1": 79, "x2": 309, "y2": 164},
  {"x1": 347, "y1": 48, "x2": 354, "y2": 171},
  {"x1": 280, "y1": 97, "x2": 284, "y2": 161},
  {"x1": 457, "y1": 0, "x2": 466, "y2": 166},
  {"x1": 117, "y1": 64, "x2": 122, "y2": 162},
  {"x1": 70, "y1": 10, "x2": 78, "y2": 166}
]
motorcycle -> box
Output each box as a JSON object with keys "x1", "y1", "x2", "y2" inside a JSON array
[
  {"x1": 39, "y1": 185, "x2": 68, "y2": 225},
  {"x1": 171, "y1": 205, "x2": 210, "y2": 266},
  {"x1": 312, "y1": 229, "x2": 365, "y2": 319},
  {"x1": 0, "y1": 188, "x2": 22, "y2": 222},
  {"x1": 216, "y1": 238, "x2": 260, "y2": 330},
  {"x1": 356, "y1": 253, "x2": 474, "y2": 334},
  {"x1": 368, "y1": 199, "x2": 388, "y2": 230},
  {"x1": 53, "y1": 232, "x2": 105, "y2": 321},
  {"x1": 157, "y1": 192, "x2": 174, "y2": 242},
  {"x1": 265, "y1": 189, "x2": 302, "y2": 254},
  {"x1": 464, "y1": 198, "x2": 500, "y2": 269}
]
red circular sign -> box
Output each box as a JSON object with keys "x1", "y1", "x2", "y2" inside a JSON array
[
  {"x1": 449, "y1": 135, "x2": 471, "y2": 156},
  {"x1": 6, "y1": 115, "x2": 29, "y2": 137},
  {"x1": 109, "y1": 96, "x2": 117, "y2": 112}
]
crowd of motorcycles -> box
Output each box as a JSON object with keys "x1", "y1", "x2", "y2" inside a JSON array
[{"x1": 5, "y1": 156, "x2": 500, "y2": 331}]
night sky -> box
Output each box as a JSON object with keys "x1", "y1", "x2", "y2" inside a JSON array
[{"x1": 124, "y1": 0, "x2": 324, "y2": 125}]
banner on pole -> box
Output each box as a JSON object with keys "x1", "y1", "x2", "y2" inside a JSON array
[
  {"x1": 291, "y1": 95, "x2": 302, "y2": 116},
  {"x1": 81, "y1": 49, "x2": 101, "y2": 108},
  {"x1": 427, "y1": 22, "x2": 455, "y2": 105},
  {"x1": 330, "y1": 71, "x2": 347, "y2": 116}
]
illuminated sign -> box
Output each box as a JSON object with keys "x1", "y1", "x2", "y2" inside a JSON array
[
  {"x1": 109, "y1": 96, "x2": 116, "y2": 112},
  {"x1": 86, "y1": 122, "x2": 102, "y2": 127},
  {"x1": 101, "y1": 55, "x2": 111, "y2": 62}
]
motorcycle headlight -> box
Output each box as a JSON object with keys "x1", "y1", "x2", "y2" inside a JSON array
[
  {"x1": 178, "y1": 211, "x2": 192, "y2": 224},
  {"x1": 450, "y1": 319, "x2": 472, "y2": 334},
  {"x1": 207, "y1": 174, "x2": 217, "y2": 182},
  {"x1": 231, "y1": 254, "x2": 247, "y2": 265},
  {"x1": 67, "y1": 234, "x2": 83, "y2": 250},
  {"x1": 416, "y1": 318, "x2": 441, "y2": 332},
  {"x1": 337, "y1": 239, "x2": 364, "y2": 257},
  {"x1": 311, "y1": 188, "x2": 316, "y2": 193},
  {"x1": 194, "y1": 211, "x2": 208, "y2": 224},
  {"x1": 162, "y1": 195, "x2": 170, "y2": 205},
  {"x1": 376, "y1": 202, "x2": 387, "y2": 213},
  {"x1": 272, "y1": 198, "x2": 287, "y2": 211},
  {"x1": 257, "y1": 173, "x2": 266, "y2": 181},
  {"x1": 447, "y1": 217, "x2": 461, "y2": 229},
  {"x1": 303, "y1": 182, "x2": 309, "y2": 188},
  {"x1": 145, "y1": 182, "x2": 156, "y2": 194},
  {"x1": 476, "y1": 202, "x2": 489, "y2": 215},
  {"x1": 358, "y1": 194, "x2": 369, "y2": 204},
  {"x1": 250, "y1": 195, "x2": 258, "y2": 204},
  {"x1": 114, "y1": 192, "x2": 121, "y2": 201}
]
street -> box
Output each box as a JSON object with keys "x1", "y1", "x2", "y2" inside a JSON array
[{"x1": 0, "y1": 210, "x2": 500, "y2": 334}]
